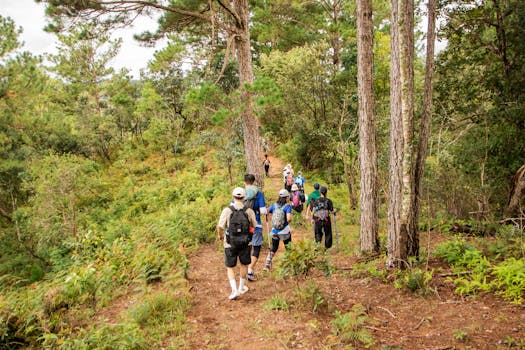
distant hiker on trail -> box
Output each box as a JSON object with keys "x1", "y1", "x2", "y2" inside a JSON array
[
  {"x1": 263, "y1": 189, "x2": 293, "y2": 271},
  {"x1": 243, "y1": 173, "x2": 267, "y2": 282},
  {"x1": 311, "y1": 186, "x2": 336, "y2": 249},
  {"x1": 284, "y1": 172, "x2": 295, "y2": 192},
  {"x1": 282, "y1": 164, "x2": 294, "y2": 182},
  {"x1": 217, "y1": 187, "x2": 257, "y2": 300},
  {"x1": 290, "y1": 184, "x2": 306, "y2": 213},
  {"x1": 262, "y1": 155, "x2": 270, "y2": 177},
  {"x1": 294, "y1": 171, "x2": 306, "y2": 192},
  {"x1": 304, "y1": 183, "x2": 321, "y2": 219}
]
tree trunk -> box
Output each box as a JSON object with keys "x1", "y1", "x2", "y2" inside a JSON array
[
  {"x1": 400, "y1": 0, "x2": 416, "y2": 258},
  {"x1": 387, "y1": 0, "x2": 407, "y2": 268},
  {"x1": 410, "y1": 0, "x2": 436, "y2": 257},
  {"x1": 505, "y1": 164, "x2": 525, "y2": 217},
  {"x1": 234, "y1": 0, "x2": 264, "y2": 188},
  {"x1": 357, "y1": 0, "x2": 380, "y2": 253}
]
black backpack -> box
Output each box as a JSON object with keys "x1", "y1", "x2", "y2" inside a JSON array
[
  {"x1": 313, "y1": 197, "x2": 329, "y2": 221},
  {"x1": 227, "y1": 205, "x2": 252, "y2": 247}
]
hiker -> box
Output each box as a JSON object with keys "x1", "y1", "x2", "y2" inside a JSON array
[
  {"x1": 294, "y1": 171, "x2": 306, "y2": 192},
  {"x1": 290, "y1": 184, "x2": 306, "y2": 213},
  {"x1": 263, "y1": 189, "x2": 293, "y2": 271},
  {"x1": 262, "y1": 154, "x2": 270, "y2": 177},
  {"x1": 243, "y1": 173, "x2": 267, "y2": 282},
  {"x1": 284, "y1": 171, "x2": 295, "y2": 192},
  {"x1": 282, "y1": 165, "x2": 291, "y2": 186},
  {"x1": 304, "y1": 183, "x2": 321, "y2": 219},
  {"x1": 311, "y1": 186, "x2": 336, "y2": 249},
  {"x1": 217, "y1": 187, "x2": 257, "y2": 300}
]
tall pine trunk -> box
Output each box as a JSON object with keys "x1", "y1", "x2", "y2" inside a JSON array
[
  {"x1": 234, "y1": 0, "x2": 264, "y2": 187},
  {"x1": 410, "y1": 0, "x2": 436, "y2": 257},
  {"x1": 400, "y1": 0, "x2": 416, "y2": 259},
  {"x1": 387, "y1": 0, "x2": 407, "y2": 267},
  {"x1": 357, "y1": 0, "x2": 380, "y2": 253}
]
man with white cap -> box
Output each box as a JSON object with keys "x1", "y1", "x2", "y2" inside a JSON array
[{"x1": 217, "y1": 187, "x2": 257, "y2": 300}]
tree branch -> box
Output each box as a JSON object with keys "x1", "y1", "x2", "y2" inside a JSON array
[
  {"x1": 0, "y1": 206, "x2": 12, "y2": 222},
  {"x1": 216, "y1": 0, "x2": 242, "y2": 28}
]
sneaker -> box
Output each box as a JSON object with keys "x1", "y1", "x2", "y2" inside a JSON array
[
  {"x1": 263, "y1": 262, "x2": 271, "y2": 271},
  {"x1": 237, "y1": 285, "x2": 249, "y2": 296},
  {"x1": 228, "y1": 291, "x2": 238, "y2": 300},
  {"x1": 247, "y1": 272, "x2": 257, "y2": 282}
]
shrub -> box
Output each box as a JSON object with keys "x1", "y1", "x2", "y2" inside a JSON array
[
  {"x1": 491, "y1": 258, "x2": 525, "y2": 304},
  {"x1": 293, "y1": 281, "x2": 328, "y2": 314},
  {"x1": 329, "y1": 304, "x2": 375, "y2": 348},
  {"x1": 263, "y1": 295, "x2": 290, "y2": 312},
  {"x1": 394, "y1": 268, "x2": 435, "y2": 296},
  {"x1": 276, "y1": 240, "x2": 334, "y2": 279}
]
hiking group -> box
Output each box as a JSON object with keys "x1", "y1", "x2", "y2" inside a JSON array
[{"x1": 216, "y1": 166, "x2": 337, "y2": 300}]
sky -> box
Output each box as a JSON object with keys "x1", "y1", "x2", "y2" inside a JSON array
[{"x1": 2, "y1": 0, "x2": 160, "y2": 78}]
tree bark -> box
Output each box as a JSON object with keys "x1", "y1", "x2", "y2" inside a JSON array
[
  {"x1": 387, "y1": 0, "x2": 407, "y2": 267},
  {"x1": 505, "y1": 164, "x2": 525, "y2": 217},
  {"x1": 357, "y1": 0, "x2": 380, "y2": 253},
  {"x1": 410, "y1": 0, "x2": 436, "y2": 257},
  {"x1": 400, "y1": 0, "x2": 416, "y2": 257},
  {"x1": 233, "y1": 0, "x2": 264, "y2": 187}
]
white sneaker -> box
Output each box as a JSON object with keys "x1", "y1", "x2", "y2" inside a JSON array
[
  {"x1": 236, "y1": 285, "x2": 249, "y2": 296},
  {"x1": 228, "y1": 291, "x2": 238, "y2": 300}
]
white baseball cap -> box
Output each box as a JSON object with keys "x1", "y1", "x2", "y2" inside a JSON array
[
  {"x1": 232, "y1": 187, "x2": 246, "y2": 199},
  {"x1": 279, "y1": 189, "x2": 290, "y2": 197},
  {"x1": 291, "y1": 184, "x2": 299, "y2": 191}
]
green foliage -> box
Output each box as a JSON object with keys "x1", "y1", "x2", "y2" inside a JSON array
[
  {"x1": 491, "y1": 258, "x2": 525, "y2": 304},
  {"x1": 435, "y1": 0, "x2": 525, "y2": 215},
  {"x1": 434, "y1": 239, "x2": 476, "y2": 265},
  {"x1": 434, "y1": 238, "x2": 524, "y2": 304},
  {"x1": 394, "y1": 268, "x2": 435, "y2": 296},
  {"x1": 40, "y1": 323, "x2": 147, "y2": 350},
  {"x1": 349, "y1": 258, "x2": 388, "y2": 281},
  {"x1": 293, "y1": 281, "x2": 328, "y2": 314},
  {"x1": 127, "y1": 291, "x2": 189, "y2": 327},
  {"x1": 276, "y1": 240, "x2": 334, "y2": 279},
  {"x1": 452, "y1": 329, "x2": 470, "y2": 343},
  {"x1": 263, "y1": 295, "x2": 290, "y2": 312},
  {"x1": 329, "y1": 305, "x2": 375, "y2": 349}
]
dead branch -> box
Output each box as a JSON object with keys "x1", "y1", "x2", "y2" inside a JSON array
[{"x1": 378, "y1": 306, "x2": 397, "y2": 318}]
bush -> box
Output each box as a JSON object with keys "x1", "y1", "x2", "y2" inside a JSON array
[
  {"x1": 329, "y1": 304, "x2": 375, "y2": 348},
  {"x1": 276, "y1": 240, "x2": 334, "y2": 279},
  {"x1": 263, "y1": 295, "x2": 290, "y2": 312},
  {"x1": 293, "y1": 281, "x2": 329, "y2": 314},
  {"x1": 491, "y1": 258, "x2": 525, "y2": 304}
]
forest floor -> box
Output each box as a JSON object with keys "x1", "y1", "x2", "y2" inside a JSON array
[{"x1": 180, "y1": 156, "x2": 525, "y2": 350}]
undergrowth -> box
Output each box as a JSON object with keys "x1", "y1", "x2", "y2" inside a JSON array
[
  {"x1": 0, "y1": 143, "x2": 229, "y2": 349},
  {"x1": 434, "y1": 233, "x2": 525, "y2": 304}
]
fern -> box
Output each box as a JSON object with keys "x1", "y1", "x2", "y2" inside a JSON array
[
  {"x1": 330, "y1": 305, "x2": 375, "y2": 348},
  {"x1": 491, "y1": 258, "x2": 525, "y2": 304}
]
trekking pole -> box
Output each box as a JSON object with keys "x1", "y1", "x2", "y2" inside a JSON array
[
  {"x1": 266, "y1": 220, "x2": 271, "y2": 250},
  {"x1": 333, "y1": 211, "x2": 339, "y2": 251}
]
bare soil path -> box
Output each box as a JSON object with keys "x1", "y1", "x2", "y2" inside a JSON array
[{"x1": 182, "y1": 156, "x2": 525, "y2": 349}]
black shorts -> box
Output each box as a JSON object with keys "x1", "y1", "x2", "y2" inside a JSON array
[{"x1": 224, "y1": 245, "x2": 251, "y2": 267}]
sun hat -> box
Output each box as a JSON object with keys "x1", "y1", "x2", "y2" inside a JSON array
[
  {"x1": 279, "y1": 189, "x2": 290, "y2": 197},
  {"x1": 232, "y1": 187, "x2": 246, "y2": 199},
  {"x1": 291, "y1": 184, "x2": 299, "y2": 191}
]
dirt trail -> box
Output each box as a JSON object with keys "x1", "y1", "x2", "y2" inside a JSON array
[
  {"x1": 182, "y1": 156, "x2": 525, "y2": 350},
  {"x1": 183, "y1": 156, "x2": 318, "y2": 349}
]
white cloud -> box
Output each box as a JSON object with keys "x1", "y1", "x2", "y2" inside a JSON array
[{"x1": 2, "y1": 0, "x2": 161, "y2": 78}]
